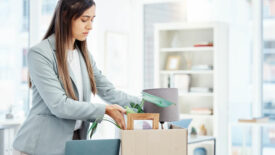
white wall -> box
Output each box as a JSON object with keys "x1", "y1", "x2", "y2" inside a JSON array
[{"x1": 87, "y1": 0, "x2": 142, "y2": 95}]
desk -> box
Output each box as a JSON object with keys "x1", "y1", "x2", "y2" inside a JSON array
[
  {"x1": 230, "y1": 122, "x2": 275, "y2": 155},
  {"x1": 0, "y1": 119, "x2": 23, "y2": 155},
  {"x1": 188, "y1": 136, "x2": 216, "y2": 155}
]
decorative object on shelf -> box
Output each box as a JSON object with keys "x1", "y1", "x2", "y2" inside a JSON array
[
  {"x1": 238, "y1": 117, "x2": 269, "y2": 123},
  {"x1": 167, "y1": 75, "x2": 171, "y2": 88},
  {"x1": 191, "y1": 126, "x2": 197, "y2": 136},
  {"x1": 194, "y1": 147, "x2": 207, "y2": 155},
  {"x1": 165, "y1": 55, "x2": 181, "y2": 70},
  {"x1": 190, "y1": 108, "x2": 213, "y2": 115},
  {"x1": 199, "y1": 124, "x2": 207, "y2": 136},
  {"x1": 174, "y1": 74, "x2": 190, "y2": 92},
  {"x1": 5, "y1": 104, "x2": 14, "y2": 119},
  {"x1": 170, "y1": 33, "x2": 182, "y2": 48},
  {"x1": 193, "y1": 41, "x2": 213, "y2": 47},
  {"x1": 191, "y1": 65, "x2": 213, "y2": 70},
  {"x1": 183, "y1": 53, "x2": 193, "y2": 70},
  {"x1": 190, "y1": 87, "x2": 213, "y2": 93},
  {"x1": 143, "y1": 88, "x2": 179, "y2": 129}
]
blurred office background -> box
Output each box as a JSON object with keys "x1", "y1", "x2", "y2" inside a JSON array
[{"x1": 0, "y1": 0, "x2": 275, "y2": 154}]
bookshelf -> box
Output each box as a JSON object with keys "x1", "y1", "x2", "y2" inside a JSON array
[{"x1": 154, "y1": 22, "x2": 228, "y2": 155}]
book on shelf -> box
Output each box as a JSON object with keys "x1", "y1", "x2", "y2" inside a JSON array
[
  {"x1": 193, "y1": 42, "x2": 213, "y2": 47},
  {"x1": 191, "y1": 65, "x2": 213, "y2": 70},
  {"x1": 174, "y1": 74, "x2": 190, "y2": 92},
  {"x1": 190, "y1": 87, "x2": 213, "y2": 93},
  {"x1": 238, "y1": 117, "x2": 269, "y2": 123},
  {"x1": 190, "y1": 108, "x2": 213, "y2": 115}
]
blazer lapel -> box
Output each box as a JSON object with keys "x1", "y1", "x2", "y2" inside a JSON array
[
  {"x1": 68, "y1": 65, "x2": 79, "y2": 99},
  {"x1": 76, "y1": 47, "x2": 91, "y2": 101}
]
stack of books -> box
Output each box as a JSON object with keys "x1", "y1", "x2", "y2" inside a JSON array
[
  {"x1": 190, "y1": 87, "x2": 213, "y2": 93},
  {"x1": 190, "y1": 108, "x2": 213, "y2": 115},
  {"x1": 238, "y1": 117, "x2": 269, "y2": 123},
  {"x1": 193, "y1": 42, "x2": 213, "y2": 47},
  {"x1": 191, "y1": 65, "x2": 213, "y2": 70},
  {"x1": 174, "y1": 74, "x2": 190, "y2": 92}
]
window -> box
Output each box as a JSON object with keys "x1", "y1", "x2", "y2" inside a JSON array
[
  {"x1": 0, "y1": 0, "x2": 57, "y2": 119},
  {"x1": 262, "y1": 0, "x2": 275, "y2": 154},
  {"x1": 0, "y1": 0, "x2": 30, "y2": 118}
]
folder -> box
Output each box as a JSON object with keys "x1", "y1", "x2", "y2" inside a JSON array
[{"x1": 65, "y1": 139, "x2": 120, "y2": 155}]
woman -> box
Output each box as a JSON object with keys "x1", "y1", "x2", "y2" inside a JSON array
[{"x1": 13, "y1": 0, "x2": 140, "y2": 154}]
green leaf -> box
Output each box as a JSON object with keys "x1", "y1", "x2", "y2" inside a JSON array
[
  {"x1": 130, "y1": 102, "x2": 136, "y2": 108},
  {"x1": 102, "y1": 118, "x2": 121, "y2": 129},
  {"x1": 125, "y1": 106, "x2": 137, "y2": 114},
  {"x1": 142, "y1": 92, "x2": 175, "y2": 107},
  {"x1": 126, "y1": 102, "x2": 144, "y2": 114},
  {"x1": 88, "y1": 117, "x2": 122, "y2": 139},
  {"x1": 89, "y1": 121, "x2": 98, "y2": 139},
  {"x1": 140, "y1": 99, "x2": 145, "y2": 107},
  {"x1": 136, "y1": 104, "x2": 143, "y2": 113}
]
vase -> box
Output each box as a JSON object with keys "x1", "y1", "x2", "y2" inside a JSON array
[{"x1": 194, "y1": 147, "x2": 207, "y2": 155}]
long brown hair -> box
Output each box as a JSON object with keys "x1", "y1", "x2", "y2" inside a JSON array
[{"x1": 29, "y1": 0, "x2": 97, "y2": 100}]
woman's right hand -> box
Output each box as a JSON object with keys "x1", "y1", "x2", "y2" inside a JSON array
[{"x1": 105, "y1": 104, "x2": 127, "y2": 130}]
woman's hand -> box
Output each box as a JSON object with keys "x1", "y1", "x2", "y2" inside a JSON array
[{"x1": 105, "y1": 104, "x2": 127, "y2": 130}]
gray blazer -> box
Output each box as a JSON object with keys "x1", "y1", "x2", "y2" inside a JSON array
[{"x1": 13, "y1": 34, "x2": 140, "y2": 155}]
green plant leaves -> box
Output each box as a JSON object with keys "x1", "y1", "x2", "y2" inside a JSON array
[
  {"x1": 88, "y1": 120, "x2": 99, "y2": 139},
  {"x1": 127, "y1": 101, "x2": 144, "y2": 114},
  {"x1": 88, "y1": 92, "x2": 175, "y2": 139},
  {"x1": 88, "y1": 117, "x2": 122, "y2": 139},
  {"x1": 125, "y1": 106, "x2": 137, "y2": 114}
]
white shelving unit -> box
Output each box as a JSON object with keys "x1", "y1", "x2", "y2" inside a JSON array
[
  {"x1": 154, "y1": 22, "x2": 228, "y2": 155},
  {"x1": 160, "y1": 70, "x2": 214, "y2": 74},
  {"x1": 160, "y1": 47, "x2": 214, "y2": 52}
]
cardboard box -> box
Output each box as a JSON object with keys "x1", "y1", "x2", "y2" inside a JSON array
[{"x1": 120, "y1": 128, "x2": 188, "y2": 155}]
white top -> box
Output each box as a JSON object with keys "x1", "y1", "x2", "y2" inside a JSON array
[{"x1": 67, "y1": 49, "x2": 83, "y2": 131}]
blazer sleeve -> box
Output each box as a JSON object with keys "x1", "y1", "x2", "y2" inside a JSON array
[
  {"x1": 89, "y1": 54, "x2": 141, "y2": 107},
  {"x1": 28, "y1": 47, "x2": 106, "y2": 122}
]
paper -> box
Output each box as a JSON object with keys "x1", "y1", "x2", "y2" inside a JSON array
[{"x1": 168, "y1": 119, "x2": 192, "y2": 129}]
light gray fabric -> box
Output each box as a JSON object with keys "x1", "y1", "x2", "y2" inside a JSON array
[{"x1": 13, "y1": 34, "x2": 141, "y2": 155}]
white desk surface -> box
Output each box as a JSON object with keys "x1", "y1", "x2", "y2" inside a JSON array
[
  {"x1": 0, "y1": 118, "x2": 24, "y2": 129},
  {"x1": 188, "y1": 135, "x2": 215, "y2": 144},
  {"x1": 231, "y1": 121, "x2": 275, "y2": 127}
]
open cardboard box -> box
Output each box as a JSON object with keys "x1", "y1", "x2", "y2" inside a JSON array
[
  {"x1": 65, "y1": 113, "x2": 187, "y2": 155},
  {"x1": 120, "y1": 113, "x2": 188, "y2": 155}
]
